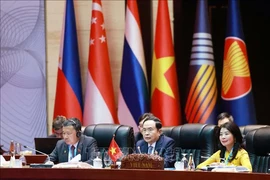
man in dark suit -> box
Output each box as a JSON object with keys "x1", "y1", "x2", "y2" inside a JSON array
[
  {"x1": 48, "y1": 115, "x2": 67, "y2": 138},
  {"x1": 135, "y1": 115, "x2": 175, "y2": 168},
  {"x1": 217, "y1": 112, "x2": 234, "y2": 127},
  {"x1": 49, "y1": 118, "x2": 98, "y2": 165},
  {"x1": 134, "y1": 112, "x2": 155, "y2": 143}
]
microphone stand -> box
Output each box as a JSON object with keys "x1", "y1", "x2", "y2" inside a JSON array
[
  {"x1": 137, "y1": 146, "x2": 142, "y2": 154},
  {"x1": 23, "y1": 145, "x2": 53, "y2": 165}
]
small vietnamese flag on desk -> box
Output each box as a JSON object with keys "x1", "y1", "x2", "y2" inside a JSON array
[{"x1": 108, "y1": 136, "x2": 123, "y2": 162}]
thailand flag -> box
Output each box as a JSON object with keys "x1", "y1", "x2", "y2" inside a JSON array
[
  {"x1": 222, "y1": 0, "x2": 256, "y2": 125},
  {"x1": 118, "y1": 0, "x2": 149, "y2": 131},
  {"x1": 83, "y1": 0, "x2": 118, "y2": 126},
  {"x1": 53, "y1": 0, "x2": 83, "y2": 121}
]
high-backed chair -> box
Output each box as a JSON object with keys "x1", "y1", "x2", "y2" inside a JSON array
[
  {"x1": 240, "y1": 125, "x2": 269, "y2": 138},
  {"x1": 161, "y1": 126, "x2": 175, "y2": 137},
  {"x1": 245, "y1": 127, "x2": 270, "y2": 173},
  {"x1": 83, "y1": 124, "x2": 135, "y2": 153},
  {"x1": 240, "y1": 125, "x2": 269, "y2": 149},
  {"x1": 162, "y1": 124, "x2": 217, "y2": 167}
]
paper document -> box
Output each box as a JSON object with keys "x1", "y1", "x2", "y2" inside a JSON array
[
  {"x1": 0, "y1": 155, "x2": 7, "y2": 166},
  {"x1": 52, "y1": 161, "x2": 93, "y2": 169},
  {"x1": 70, "y1": 154, "x2": 81, "y2": 162}
]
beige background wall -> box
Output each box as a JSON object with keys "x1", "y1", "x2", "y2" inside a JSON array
[{"x1": 45, "y1": 0, "x2": 173, "y2": 133}]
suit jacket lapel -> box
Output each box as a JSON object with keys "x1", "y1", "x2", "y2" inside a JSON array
[
  {"x1": 77, "y1": 136, "x2": 83, "y2": 155},
  {"x1": 141, "y1": 141, "x2": 148, "y2": 154},
  {"x1": 155, "y1": 135, "x2": 164, "y2": 155},
  {"x1": 63, "y1": 144, "x2": 69, "y2": 162}
]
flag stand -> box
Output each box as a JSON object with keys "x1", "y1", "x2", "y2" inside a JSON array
[{"x1": 110, "y1": 161, "x2": 118, "y2": 169}]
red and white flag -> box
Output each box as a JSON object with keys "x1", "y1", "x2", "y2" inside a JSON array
[{"x1": 83, "y1": 0, "x2": 118, "y2": 126}]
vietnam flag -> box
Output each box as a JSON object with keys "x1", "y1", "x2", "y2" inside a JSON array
[
  {"x1": 108, "y1": 136, "x2": 123, "y2": 163},
  {"x1": 151, "y1": 0, "x2": 182, "y2": 126},
  {"x1": 53, "y1": 0, "x2": 83, "y2": 121},
  {"x1": 83, "y1": 0, "x2": 118, "y2": 126}
]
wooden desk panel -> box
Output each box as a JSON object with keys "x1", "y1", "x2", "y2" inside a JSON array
[{"x1": 0, "y1": 168, "x2": 269, "y2": 180}]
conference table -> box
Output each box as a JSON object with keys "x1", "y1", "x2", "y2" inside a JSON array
[{"x1": 1, "y1": 168, "x2": 270, "y2": 180}]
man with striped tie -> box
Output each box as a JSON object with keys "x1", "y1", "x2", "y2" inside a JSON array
[
  {"x1": 49, "y1": 118, "x2": 99, "y2": 165},
  {"x1": 135, "y1": 115, "x2": 176, "y2": 168}
]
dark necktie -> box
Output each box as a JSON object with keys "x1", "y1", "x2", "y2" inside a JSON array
[
  {"x1": 71, "y1": 145, "x2": 75, "y2": 158},
  {"x1": 148, "y1": 146, "x2": 153, "y2": 154}
]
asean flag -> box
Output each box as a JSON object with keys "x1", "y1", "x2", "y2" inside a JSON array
[
  {"x1": 151, "y1": 0, "x2": 182, "y2": 126},
  {"x1": 185, "y1": 0, "x2": 217, "y2": 124},
  {"x1": 221, "y1": 0, "x2": 256, "y2": 126}
]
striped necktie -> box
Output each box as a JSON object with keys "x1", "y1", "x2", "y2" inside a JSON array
[
  {"x1": 71, "y1": 145, "x2": 75, "y2": 158},
  {"x1": 148, "y1": 146, "x2": 153, "y2": 154}
]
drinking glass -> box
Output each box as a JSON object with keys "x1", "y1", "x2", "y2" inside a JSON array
[
  {"x1": 174, "y1": 161, "x2": 184, "y2": 170},
  {"x1": 103, "y1": 151, "x2": 112, "y2": 168},
  {"x1": 174, "y1": 148, "x2": 184, "y2": 170},
  {"x1": 15, "y1": 143, "x2": 21, "y2": 155},
  {"x1": 120, "y1": 147, "x2": 129, "y2": 158},
  {"x1": 181, "y1": 153, "x2": 188, "y2": 170}
]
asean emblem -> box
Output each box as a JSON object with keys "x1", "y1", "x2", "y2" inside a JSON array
[{"x1": 221, "y1": 38, "x2": 252, "y2": 100}]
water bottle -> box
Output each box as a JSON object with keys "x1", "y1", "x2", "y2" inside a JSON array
[
  {"x1": 19, "y1": 154, "x2": 26, "y2": 166},
  {"x1": 188, "y1": 153, "x2": 195, "y2": 171},
  {"x1": 9, "y1": 140, "x2": 15, "y2": 156},
  {"x1": 9, "y1": 140, "x2": 16, "y2": 167}
]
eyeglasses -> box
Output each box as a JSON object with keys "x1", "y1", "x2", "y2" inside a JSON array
[
  {"x1": 142, "y1": 128, "x2": 156, "y2": 133},
  {"x1": 62, "y1": 131, "x2": 74, "y2": 136}
]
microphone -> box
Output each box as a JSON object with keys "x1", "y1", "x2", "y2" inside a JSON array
[
  {"x1": 23, "y1": 145, "x2": 54, "y2": 165},
  {"x1": 137, "y1": 146, "x2": 141, "y2": 154}
]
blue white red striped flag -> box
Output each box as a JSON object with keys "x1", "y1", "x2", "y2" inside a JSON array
[
  {"x1": 221, "y1": 0, "x2": 256, "y2": 125},
  {"x1": 185, "y1": 0, "x2": 217, "y2": 124},
  {"x1": 118, "y1": 0, "x2": 149, "y2": 131},
  {"x1": 53, "y1": 0, "x2": 83, "y2": 122}
]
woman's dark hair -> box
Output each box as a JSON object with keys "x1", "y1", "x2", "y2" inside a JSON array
[{"x1": 218, "y1": 122, "x2": 243, "y2": 162}]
